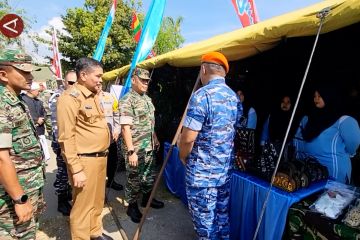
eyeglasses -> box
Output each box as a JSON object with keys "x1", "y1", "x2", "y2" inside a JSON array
[{"x1": 68, "y1": 82, "x2": 75, "y2": 85}]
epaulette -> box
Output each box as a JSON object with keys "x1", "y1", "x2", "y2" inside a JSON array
[{"x1": 69, "y1": 89, "x2": 80, "y2": 98}]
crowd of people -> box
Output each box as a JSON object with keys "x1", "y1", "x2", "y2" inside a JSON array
[{"x1": 0, "y1": 46, "x2": 360, "y2": 240}]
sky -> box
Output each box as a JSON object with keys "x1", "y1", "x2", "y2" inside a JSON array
[{"x1": 6, "y1": 0, "x2": 323, "y2": 62}]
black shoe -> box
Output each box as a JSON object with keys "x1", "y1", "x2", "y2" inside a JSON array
[
  {"x1": 90, "y1": 233, "x2": 113, "y2": 240},
  {"x1": 57, "y1": 194, "x2": 72, "y2": 216},
  {"x1": 106, "y1": 181, "x2": 123, "y2": 191},
  {"x1": 141, "y1": 192, "x2": 164, "y2": 209},
  {"x1": 126, "y1": 202, "x2": 142, "y2": 223}
]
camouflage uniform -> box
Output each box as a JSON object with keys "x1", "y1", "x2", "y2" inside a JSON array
[
  {"x1": 183, "y1": 77, "x2": 241, "y2": 240},
  {"x1": 38, "y1": 90, "x2": 53, "y2": 137},
  {"x1": 119, "y1": 89, "x2": 156, "y2": 204},
  {"x1": 49, "y1": 90, "x2": 71, "y2": 196},
  {"x1": 0, "y1": 56, "x2": 45, "y2": 240}
]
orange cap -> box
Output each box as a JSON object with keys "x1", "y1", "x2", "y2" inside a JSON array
[{"x1": 201, "y1": 51, "x2": 229, "y2": 73}]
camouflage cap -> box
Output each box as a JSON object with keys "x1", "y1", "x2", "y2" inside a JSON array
[
  {"x1": 133, "y1": 68, "x2": 151, "y2": 80},
  {"x1": 0, "y1": 48, "x2": 39, "y2": 72}
]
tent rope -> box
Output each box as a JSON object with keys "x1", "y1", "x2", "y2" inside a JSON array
[{"x1": 252, "y1": 7, "x2": 330, "y2": 240}]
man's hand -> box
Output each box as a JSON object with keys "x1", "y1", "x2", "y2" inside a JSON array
[
  {"x1": 14, "y1": 201, "x2": 33, "y2": 224},
  {"x1": 113, "y1": 131, "x2": 120, "y2": 142},
  {"x1": 128, "y1": 153, "x2": 138, "y2": 167},
  {"x1": 153, "y1": 133, "x2": 160, "y2": 151},
  {"x1": 73, "y1": 171, "x2": 87, "y2": 188},
  {"x1": 37, "y1": 117, "x2": 45, "y2": 125}
]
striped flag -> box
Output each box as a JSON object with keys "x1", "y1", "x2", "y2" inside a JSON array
[
  {"x1": 131, "y1": 11, "x2": 156, "y2": 59},
  {"x1": 231, "y1": 0, "x2": 259, "y2": 27},
  {"x1": 120, "y1": 0, "x2": 166, "y2": 98},
  {"x1": 51, "y1": 27, "x2": 62, "y2": 79},
  {"x1": 131, "y1": 12, "x2": 142, "y2": 42},
  {"x1": 93, "y1": 0, "x2": 117, "y2": 61}
]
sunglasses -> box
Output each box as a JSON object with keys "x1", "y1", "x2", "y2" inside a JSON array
[{"x1": 68, "y1": 81, "x2": 75, "y2": 85}]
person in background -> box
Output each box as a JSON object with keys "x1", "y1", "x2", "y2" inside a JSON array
[
  {"x1": 236, "y1": 87, "x2": 257, "y2": 129},
  {"x1": 0, "y1": 48, "x2": 45, "y2": 239},
  {"x1": 178, "y1": 52, "x2": 241, "y2": 239},
  {"x1": 22, "y1": 82, "x2": 51, "y2": 162},
  {"x1": 38, "y1": 82, "x2": 53, "y2": 138},
  {"x1": 98, "y1": 88, "x2": 123, "y2": 191},
  {"x1": 49, "y1": 70, "x2": 77, "y2": 216},
  {"x1": 260, "y1": 94, "x2": 293, "y2": 145},
  {"x1": 294, "y1": 84, "x2": 360, "y2": 184},
  {"x1": 57, "y1": 58, "x2": 112, "y2": 240},
  {"x1": 119, "y1": 68, "x2": 163, "y2": 224}
]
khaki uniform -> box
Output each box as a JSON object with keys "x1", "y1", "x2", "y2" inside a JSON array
[
  {"x1": 57, "y1": 83, "x2": 110, "y2": 239},
  {"x1": 0, "y1": 86, "x2": 45, "y2": 240}
]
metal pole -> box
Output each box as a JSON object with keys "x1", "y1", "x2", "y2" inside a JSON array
[{"x1": 252, "y1": 7, "x2": 330, "y2": 240}]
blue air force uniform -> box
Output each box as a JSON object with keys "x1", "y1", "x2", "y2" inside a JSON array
[{"x1": 183, "y1": 77, "x2": 241, "y2": 239}]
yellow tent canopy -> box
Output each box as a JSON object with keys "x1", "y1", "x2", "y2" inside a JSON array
[{"x1": 103, "y1": 0, "x2": 360, "y2": 81}]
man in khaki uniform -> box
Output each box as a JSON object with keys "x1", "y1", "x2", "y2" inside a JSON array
[{"x1": 57, "y1": 57, "x2": 112, "y2": 240}]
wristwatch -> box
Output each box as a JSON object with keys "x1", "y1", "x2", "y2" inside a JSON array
[
  {"x1": 12, "y1": 194, "x2": 28, "y2": 204},
  {"x1": 127, "y1": 150, "x2": 135, "y2": 156}
]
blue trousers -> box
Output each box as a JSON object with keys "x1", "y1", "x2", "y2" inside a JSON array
[{"x1": 186, "y1": 181, "x2": 230, "y2": 240}]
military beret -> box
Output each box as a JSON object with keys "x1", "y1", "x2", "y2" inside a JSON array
[{"x1": 201, "y1": 51, "x2": 229, "y2": 73}]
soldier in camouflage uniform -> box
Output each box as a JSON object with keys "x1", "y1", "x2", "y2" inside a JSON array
[
  {"x1": 119, "y1": 68, "x2": 164, "y2": 223},
  {"x1": 0, "y1": 48, "x2": 45, "y2": 240},
  {"x1": 48, "y1": 70, "x2": 76, "y2": 216},
  {"x1": 37, "y1": 84, "x2": 53, "y2": 138},
  {"x1": 179, "y1": 52, "x2": 242, "y2": 240}
]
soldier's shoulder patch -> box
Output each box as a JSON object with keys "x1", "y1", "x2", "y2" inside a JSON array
[{"x1": 3, "y1": 91, "x2": 20, "y2": 105}]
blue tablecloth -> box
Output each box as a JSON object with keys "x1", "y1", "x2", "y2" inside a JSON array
[
  {"x1": 163, "y1": 142, "x2": 326, "y2": 240},
  {"x1": 163, "y1": 142, "x2": 188, "y2": 205},
  {"x1": 230, "y1": 171, "x2": 327, "y2": 240}
]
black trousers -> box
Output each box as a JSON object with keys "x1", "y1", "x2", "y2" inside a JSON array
[{"x1": 106, "y1": 142, "x2": 118, "y2": 183}]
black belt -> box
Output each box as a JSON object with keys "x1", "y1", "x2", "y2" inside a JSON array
[{"x1": 78, "y1": 151, "x2": 108, "y2": 158}]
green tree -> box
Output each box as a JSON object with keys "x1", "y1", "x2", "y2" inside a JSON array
[
  {"x1": 154, "y1": 16, "x2": 184, "y2": 54},
  {"x1": 39, "y1": 0, "x2": 184, "y2": 72}
]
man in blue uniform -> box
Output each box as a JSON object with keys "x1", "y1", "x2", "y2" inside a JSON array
[
  {"x1": 49, "y1": 70, "x2": 77, "y2": 216},
  {"x1": 179, "y1": 52, "x2": 241, "y2": 240}
]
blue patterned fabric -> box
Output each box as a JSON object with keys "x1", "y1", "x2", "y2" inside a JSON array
[
  {"x1": 186, "y1": 181, "x2": 230, "y2": 240},
  {"x1": 183, "y1": 78, "x2": 241, "y2": 188}
]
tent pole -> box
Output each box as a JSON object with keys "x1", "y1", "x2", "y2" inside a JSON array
[
  {"x1": 132, "y1": 71, "x2": 201, "y2": 240},
  {"x1": 252, "y1": 7, "x2": 330, "y2": 240}
]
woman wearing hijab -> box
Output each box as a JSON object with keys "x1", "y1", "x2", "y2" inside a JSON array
[
  {"x1": 260, "y1": 94, "x2": 294, "y2": 146},
  {"x1": 294, "y1": 84, "x2": 360, "y2": 183},
  {"x1": 236, "y1": 88, "x2": 257, "y2": 129}
]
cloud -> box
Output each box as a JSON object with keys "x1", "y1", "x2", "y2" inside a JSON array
[{"x1": 23, "y1": 16, "x2": 66, "y2": 64}]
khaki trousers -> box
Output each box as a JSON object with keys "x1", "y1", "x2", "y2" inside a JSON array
[{"x1": 69, "y1": 156, "x2": 107, "y2": 240}]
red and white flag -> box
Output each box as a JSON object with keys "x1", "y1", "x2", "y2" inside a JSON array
[
  {"x1": 51, "y1": 27, "x2": 62, "y2": 79},
  {"x1": 231, "y1": 0, "x2": 259, "y2": 28}
]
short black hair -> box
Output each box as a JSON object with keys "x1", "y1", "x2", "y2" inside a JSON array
[{"x1": 75, "y1": 57, "x2": 103, "y2": 78}]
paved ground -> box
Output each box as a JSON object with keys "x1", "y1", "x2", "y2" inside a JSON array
[{"x1": 36, "y1": 140, "x2": 196, "y2": 240}]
